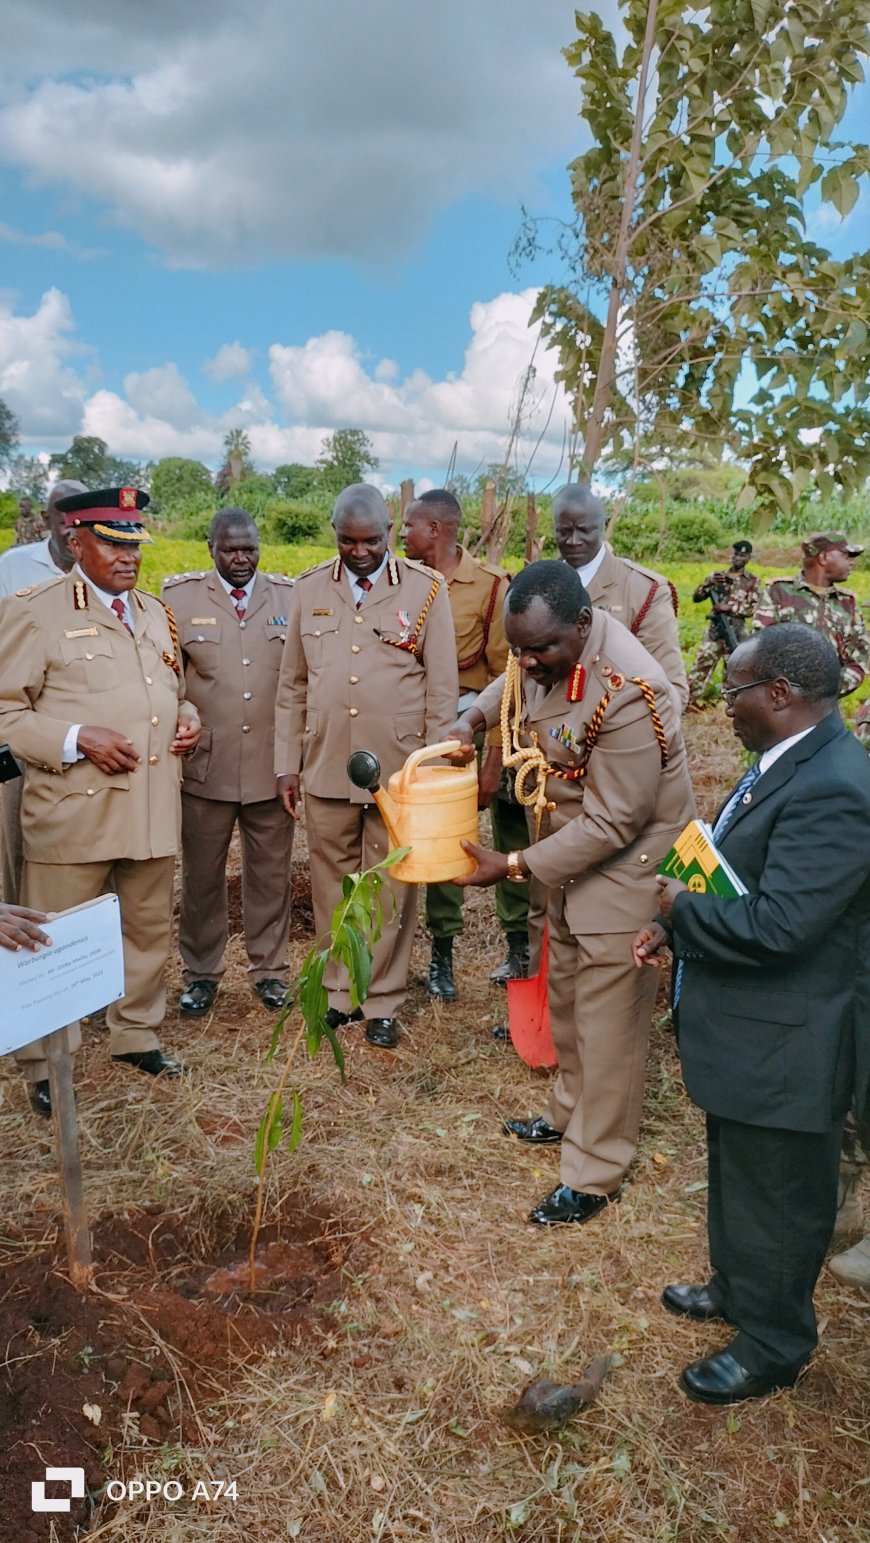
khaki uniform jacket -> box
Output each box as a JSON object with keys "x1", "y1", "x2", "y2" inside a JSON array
[
  {"x1": 0, "y1": 572, "x2": 190, "y2": 864},
  {"x1": 162, "y1": 567, "x2": 294, "y2": 803},
  {"x1": 476, "y1": 610, "x2": 696, "y2": 933},
  {"x1": 586, "y1": 546, "x2": 688, "y2": 710},
  {"x1": 448, "y1": 549, "x2": 510, "y2": 692},
  {"x1": 275, "y1": 555, "x2": 458, "y2": 802}
]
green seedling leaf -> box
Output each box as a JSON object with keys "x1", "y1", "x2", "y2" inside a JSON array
[{"x1": 287, "y1": 1088, "x2": 303, "y2": 1153}]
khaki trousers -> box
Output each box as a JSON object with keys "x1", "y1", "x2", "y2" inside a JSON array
[
  {"x1": 179, "y1": 792, "x2": 294, "y2": 984},
  {"x1": 305, "y1": 795, "x2": 416, "y2": 1020},
  {"x1": 15, "y1": 856, "x2": 175, "y2": 1081},
  {"x1": 1, "y1": 775, "x2": 24, "y2": 904},
  {"x1": 544, "y1": 893, "x2": 660, "y2": 1194}
]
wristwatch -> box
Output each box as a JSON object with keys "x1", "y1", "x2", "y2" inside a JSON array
[{"x1": 506, "y1": 851, "x2": 527, "y2": 884}]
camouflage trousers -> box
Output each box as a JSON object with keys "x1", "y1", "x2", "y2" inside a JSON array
[{"x1": 687, "y1": 636, "x2": 729, "y2": 703}]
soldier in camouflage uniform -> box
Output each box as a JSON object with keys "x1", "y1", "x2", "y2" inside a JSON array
[
  {"x1": 754, "y1": 532, "x2": 869, "y2": 697},
  {"x1": 14, "y1": 497, "x2": 45, "y2": 546},
  {"x1": 686, "y1": 541, "x2": 760, "y2": 706}
]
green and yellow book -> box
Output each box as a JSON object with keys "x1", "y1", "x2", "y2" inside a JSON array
[{"x1": 658, "y1": 820, "x2": 747, "y2": 897}]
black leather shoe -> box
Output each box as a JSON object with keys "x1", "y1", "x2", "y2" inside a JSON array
[
  {"x1": 365, "y1": 1017, "x2": 399, "y2": 1048},
  {"x1": 179, "y1": 980, "x2": 218, "y2": 1015},
  {"x1": 255, "y1": 978, "x2": 289, "y2": 1011},
  {"x1": 490, "y1": 932, "x2": 530, "y2": 985},
  {"x1": 427, "y1": 937, "x2": 458, "y2": 1001},
  {"x1": 529, "y1": 1184, "x2": 619, "y2": 1226},
  {"x1": 112, "y1": 1050, "x2": 184, "y2": 1078},
  {"x1": 680, "y1": 1348, "x2": 806, "y2": 1405},
  {"x1": 325, "y1": 1007, "x2": 363, "y2": 1030},
  {"x1": 28, "y1": 1079, "x2": 52, "y2": 1118},
  {"x1": 662, "y1": 1281, "x2": 729, "y2": 1323},
  {"x1": 504, "y1": 1115, "x2": 563, "y2": 1144}
]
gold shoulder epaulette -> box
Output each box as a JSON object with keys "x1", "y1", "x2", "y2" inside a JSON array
[
  {"x1": 162, "y1": 571, "x2": 207, "y2": 588},
  {"x1": 615, "y1": 555, "x2": 665, "y2": 584}
]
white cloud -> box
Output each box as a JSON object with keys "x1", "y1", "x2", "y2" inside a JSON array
[
  {"x1": 0, "y1": 0, "x2": 591, "y2": 268},
  {"x1": 0, "y1": 287, "x2": 92, "y2": 436},
  {"x1": 203, "y1": 342, "x2": 254, "y2": 383},
  {"x1": 6, "y1": 286, "x2": 573, "y2": 482}
]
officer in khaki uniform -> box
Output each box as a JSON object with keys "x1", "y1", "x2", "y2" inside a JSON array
[
  {"x1": 448, "y1": 561, "x2": 695, "y2": 1225},
  {"x1": 401, "y1": 489, "x2": 530, "y2": 999},
  {"x1": 275, "y1": 484, "x2": 458, "y2": 1047},
  {"x1": 162, "y1": 507, "x2": 296, "y2": 1016},
  {"x1": 553, "y1": 483, "x2": 688, "y2": 709},
  {"x1": 0, "y1": 487, "x2": 200, "y2": 1115}
]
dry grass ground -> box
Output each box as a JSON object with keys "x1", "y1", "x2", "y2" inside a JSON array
[{"x1": 1, "y1": 714, "x2": 869, "y2": 1543}]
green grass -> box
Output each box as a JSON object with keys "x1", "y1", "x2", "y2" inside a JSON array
[{"x1": 2, "y1": 533, "x2": 867, "y2": 718}]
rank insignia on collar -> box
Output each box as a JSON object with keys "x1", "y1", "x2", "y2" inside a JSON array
[
  {"x1": 73, "y1": 579, "x2": 88, "y2": 611},
  {"x1": 387, "y1": 555, "x2": 400, "y2": 586},
  {"x1": 566, "y1": 662, "x2": 586, "y2": 702},
  {"x1": 332, "y1": 557, "x2": 342, "y2": 581}
]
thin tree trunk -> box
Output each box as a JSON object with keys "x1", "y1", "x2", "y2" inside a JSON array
[{"x1": 581, "y1": 0, "x2": 659, "y2": 479}]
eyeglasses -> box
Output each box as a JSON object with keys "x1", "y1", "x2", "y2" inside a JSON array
[{"x1": 720, "y1": 677, "x2": 800, "y2": 704}]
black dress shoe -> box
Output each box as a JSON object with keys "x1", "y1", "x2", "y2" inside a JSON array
[
  {"x1": 255, "y1": 978, "x2": 289, "y2": 1011},
  {"x1": 28, "y1": 1079, "x2": 52, "y2": 1118},
  {"x1": 662, "y1": 1281, "x2": 730, "y2": 1323},
  {"x1": 504, "y1": 1115, "x2": 563, "y2": 1144},
  {"x1": 529, "y1": 1184, "x2": 619, "y2": 1226},
  {"x1": 490, "y1": 931, "x2": 530, "y2": 984},
  {"x1": 427, "y1": 937, "x2": 458, "y2": 1001},
  {"x1": 680, "y1": 1348, "x2": 806, "y2": 1405},
  {"x1": 365, "y1": 1017, "x2": 399, "y2": 1048},
  {"x1": 112, "y1": 1050, "x2": 184, "y2": 1078},
  {"x1": 179, "y1": 980, "x2": 218, "y2": 1015},
  {"x1": 325, "y1": 1007, "x2": 363, "y2": 1030}
]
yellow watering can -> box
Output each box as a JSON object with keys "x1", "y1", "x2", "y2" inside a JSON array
[{"x1": 347, "y1": 741, "x2": 478, "y2": 883}]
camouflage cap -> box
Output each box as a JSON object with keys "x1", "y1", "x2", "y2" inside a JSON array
[{"x1": 802, "y1": 531, "x2": 863, "y2": 559}]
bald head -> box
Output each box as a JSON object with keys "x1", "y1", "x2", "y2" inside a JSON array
[
  {"x1": 552, "y1": 483, "x2": 607, "y2": 571},
  {"x1": 333, "y1": 483, "x2": 391, "y2": 577},
  {"x1": 46, "y1": 478, "x2": 86, "y2": 571},
  {"x1": 332, "y1": 483, "x2": 390, "y2": 532}
]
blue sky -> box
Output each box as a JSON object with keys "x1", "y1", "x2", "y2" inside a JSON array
[{"x1": 0, "y1": 1, "x2": 867, "y2": 490}]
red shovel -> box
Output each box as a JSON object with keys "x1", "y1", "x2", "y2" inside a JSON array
[{"x1": 507, "y1": 924, "x2": 556, "y2": 1068}]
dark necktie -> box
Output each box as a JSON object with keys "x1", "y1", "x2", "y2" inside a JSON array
[
  {"x1": 711, "y1": 763, "x2": 762, "y2": 842},
  {"x1": 111, "y1": 597, "x2": 133, "y2": 636},
  {"x1": 230, "y1": 586, "x2": 247, "y2": 619},
  {"x1": 356, "y1": 576, "x2": 373, "y2": 609},
  {"x1": 674, "y1": 762, "x2": 761, "y2": 1007}
]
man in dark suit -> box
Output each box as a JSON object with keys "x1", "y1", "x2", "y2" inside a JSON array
[{"x1": 633, "y1": 623, "x2": 870, "y2": 1403}]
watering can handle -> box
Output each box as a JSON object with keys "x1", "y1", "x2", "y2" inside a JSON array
[{"x1": 395, "y1": 739, "x2": 464, "y2": 793}]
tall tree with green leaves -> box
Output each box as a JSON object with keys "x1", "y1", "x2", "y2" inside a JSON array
[
  {"x1": 317, "y1": 428, "x2": 379, "y2": 494},
  {"x1": 49, "y1": 435, "x2": 144, "y2": 489},
  {"x1": 523, "y1": 0, "x2": 870, "y2": 523},
  {"x1": 0, "y1": 397, "x2": 20, "y2": 473}
]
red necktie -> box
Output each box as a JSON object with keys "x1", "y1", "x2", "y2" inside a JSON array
[
  {"x1": 231, "y1": 586, "x2": 247, "y2": 619},
  {"x1": 356, "y1": 577, "x2": 373, "y2": 610},
  {"x1": 111, "y1": 598, "x2": 133, "y2": 635}
]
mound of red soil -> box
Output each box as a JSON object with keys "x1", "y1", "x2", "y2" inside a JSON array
[{"x1": 1, "y1": 1195, "x2": 358, "y2": 1541}]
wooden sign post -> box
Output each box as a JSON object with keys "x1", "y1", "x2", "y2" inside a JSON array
[{"x1": 44, "y1": 1028, "x2": 93, "y2": 1288}]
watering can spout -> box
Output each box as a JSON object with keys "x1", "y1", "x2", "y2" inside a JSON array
[{"x1": 346, "y1": 749, "x2": 401, "y2": 847}]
